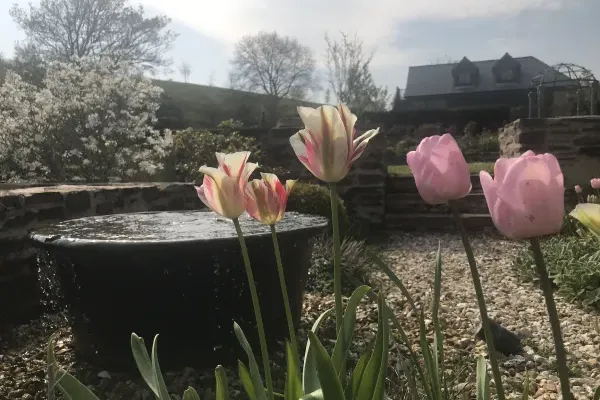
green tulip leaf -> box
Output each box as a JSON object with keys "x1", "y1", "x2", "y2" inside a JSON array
[
  {"x1": 53, "y1": 368, "x2": 102, "y2": 400},
  {"x1": 344, "y1": 273, "x2": 432, "y2": 400},
  {"x1": 284, "y1": 341, "x2": 302, "y2": 400},
  {"x1": 303, "y1": 308, "x2": 334, "y2": 394},
  {"x1": 215, "y1": 365, "x2": 230, "y2": 400},
  {"x1": 418, "y1": 307, "x2": 443, "y2": 400},
  {"x1": 46, "y1": 334, "x2": 100, "y2": 400},
  {"x1": 476, "y1": 355, "x2": 491, "y2": 400},
  {"x1": 432, "y1": 244, "x2": 449, "y2": 399},
  {"x1": 331, "y1": 285, "x2": 371, "y2": 377},
  {"x1": 300, "y1": 389, "x2": 324, "y2": 400},
  {"x1": 150, "y1": 335, "x2": 172, "y2": 400},
  {"x1": 355, "y1": 297, "x2": 389, "y2": 400},
  {"x1": 347, "y1": 344, "x2": 372, "y2": 400},
  {"x1": 307, "y1": 331, "x2": 346, "y2": 400},
  {"x1": 593, "y1": 386, "x2": 599, "y2": 400},
  {"x1": 234, "y1": 322, "x2": 267, "y2": 400},
  {"x1": 131, "y1": 333, "x2": 161, "y2": 398},
  {"x1": 238, "y1": 361, "x2": 257, "y2": 400},
  {"x1": 183, "y1": 387, "x2": 202, "y2": 400}
]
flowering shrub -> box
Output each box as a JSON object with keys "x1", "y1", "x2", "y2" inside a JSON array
[{"x1": 0, "y1": 58, "x2": 172, "y2": 182}]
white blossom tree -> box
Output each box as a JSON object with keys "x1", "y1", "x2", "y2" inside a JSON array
[{"x1": 0, "y1": 58, "x2": 172, "y2": 182}]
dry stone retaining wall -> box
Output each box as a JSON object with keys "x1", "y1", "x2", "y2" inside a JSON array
[{"x1": 500, "y1": 116, "x2": 600, "y2": 188}]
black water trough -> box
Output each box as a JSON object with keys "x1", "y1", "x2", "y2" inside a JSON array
[{"x1": 30, "y1": 210, "x2": 327, "y2": 371}]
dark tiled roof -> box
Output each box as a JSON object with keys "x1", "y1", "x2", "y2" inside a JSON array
[{"x1": 404, "y1": 56, "x2": 570, "y2": 97}]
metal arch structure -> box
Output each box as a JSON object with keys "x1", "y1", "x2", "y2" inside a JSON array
[
  {"x1": 528, "y1": 63, "x2": 599, "y2": 117},
  {"x1": 530, "y1": 62, "x2": 596, "y2": 89}
]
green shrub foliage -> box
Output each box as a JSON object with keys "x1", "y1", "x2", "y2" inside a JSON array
[
  {"x1": 286, "y1": 182, "x2": 349, "y2": 232},
  {"x1": 513, "y1": 233, "x2": 600, "y2": 308},
  {"x1": 172, "y1": 128, "x2": 262, "y2": 182}
]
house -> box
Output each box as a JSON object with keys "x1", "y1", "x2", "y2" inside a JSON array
[{"x1": 401, "y1": 53, "x2": 569, "y2": 114}]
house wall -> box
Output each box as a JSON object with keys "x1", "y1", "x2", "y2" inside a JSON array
[{"x1": 404, "y1": 89, "x2": 529, "y2": 110}]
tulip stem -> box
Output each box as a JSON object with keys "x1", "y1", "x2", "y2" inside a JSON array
[
  {"x1": 329, "y1": 183, "x2": 346, "y2": 381},
  {"x1": 233, "y1": 218, "x2": 274, "y2": 400},
  {"x1": 530, "y1": 238, "x2": 572, "y2": 400},
  {"x1": 270, "y1": 224, "x2": 300, "y2": 368},
  {"x1": 329, "y1": 183, "x2": 343, "y2": 334},
  {"x1": 449, "y1": 202, "x2": 505, "y2": 400}
]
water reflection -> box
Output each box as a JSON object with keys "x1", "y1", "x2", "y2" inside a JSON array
[{"x1": 30, "y1": 211, "x2": 328, "y2": 242}]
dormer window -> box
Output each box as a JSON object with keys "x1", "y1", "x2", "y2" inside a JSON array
[
  {"x1": 500, "y1": 69, "x2": 514, "y2": 81},
  {"x1": 493, "y1": 52, "x2": 521, "y2": 83},
  {"x1": 458, "y1": 72, "x2": 472, "y2": 85},
  {"x1": 452, "y1": 56, "x2": 479, "y2": 87}
]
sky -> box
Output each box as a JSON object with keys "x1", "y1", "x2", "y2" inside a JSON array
[{"x1": 1, "y1": 0, "x2": 599, "y2": 103}]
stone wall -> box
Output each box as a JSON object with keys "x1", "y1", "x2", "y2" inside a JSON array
[
  {"x1": 500, "y1": 116, "x2": 600, "y2": 187},
  {"x1": 385, "y1": 175, "x2": 493, "y2": 231},
  {"x1": 0, "y1": 183, "x2": 203, "y2": 324}
]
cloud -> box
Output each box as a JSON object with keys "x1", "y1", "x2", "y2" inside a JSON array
[{"x1": 141, "y1": 0, "x2": 569, "y2": 64}]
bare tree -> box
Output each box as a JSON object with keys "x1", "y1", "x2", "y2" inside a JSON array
[
  {"x1": 429, "y1": 55, "x2": 456, "y2": 65},
  {"x1": 208, "y1": 71, "x2": 215, "y2": 86},
  {"x1": 325, "y1": 32, "x2": 389, "y2": 114},
  {"x1": 229, "y1": 31, "x2": 317, "y2": 100},
  {"x1": 10, "y1": 0, "x2": 178, "y2": 72},
  {"x1": 179, "y1": 61, "x2": 191, "y2": 83}
]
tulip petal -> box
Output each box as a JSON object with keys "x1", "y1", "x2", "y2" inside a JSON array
[
  {"x1": 479, "y1": 171, "x2": 497, "y2": 214},
  {"x1": 245, "y1": 174, "x2": 290, "y2": 224},
  {"x1": 432, "y1": 134, "x2": 471, "y2": 198},
  {"x1": 415, "y1": 135, "x2": 442, "y2": 157},
  {"x1": 216, "y1": 151, "x2": 251, "y2": 179},
  {"x1": 198, "y1": 166, "x2": 245, "y2": 218},
  {"x1": 494, "y1": 150, "x2": 536, "y2": 183},
  {"x1": 297, "y1": 107, "x2": 324, "y2": 147},
  {"x1": 195, "y1": 184, "x2": 212, "y2": 211},
  {"x1": 337, "y1": 103, "x2": 358, "y2": 152},
  {"x1": 318, "y1": 106, "x2": 349, "y2": 180},
  {"x1": 570, "y1": 203, "x2": 600, "y2": 236},
  {"x1": 242, "y1": 162, "x2": 259, "y2": 183},
  {"x1": 496, "y1": 155, "x2": 564, "y2": 238},
  {"x1": 350, "y1": 128, "x2": 379, "y2": 163},
  {"x1": 407, "y1": 150, "x2": 445, "y2": 204},
  {"x1": 196, "y1": 176, "x2": 225, "y2": 216},
  {"x1": 285, "y1": 179, "x2": 296, "y2": 195},
  {"x1": 290, "y1": 130, "x2": 323, "y2": 179}
]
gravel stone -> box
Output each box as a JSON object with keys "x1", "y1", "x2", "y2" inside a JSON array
[{"x1": 378, "y1": 232, "x2": 600, "y2": 399}]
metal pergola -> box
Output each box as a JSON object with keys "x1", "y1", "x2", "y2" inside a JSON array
[{"x1": 528, "y1": 63, "x2": 598, "y2": 117}]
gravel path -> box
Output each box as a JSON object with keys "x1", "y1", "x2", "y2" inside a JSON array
[
  {"x1": 378, "y1": 232, "x2": 600, "y2": 400},
  {"x1": 1, "y1": 233, "x2": 599, "y2": 400}
]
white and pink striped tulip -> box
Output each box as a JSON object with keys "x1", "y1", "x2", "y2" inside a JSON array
[
  {"x1": 245, "y1": 173, "x2": 296, "y2": 225},
  {"x1": 290, "y1": 104, "x2": 379, "y2": 183},
  {"x1": 195, "y1": 151, "x2": 258, "y2": 219}
]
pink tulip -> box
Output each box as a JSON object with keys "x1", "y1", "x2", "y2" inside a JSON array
[
  {"x1": 245, "y1": 173, "x2": 296, "y2": 225},
  {"x1": 591, "y1": 178, "x2": 600, "y2": 189},
  {"x1": 575, "y1": 185, "x2": 582, "y2": 194},
  {"x1": 290, "y1": 104, "x2": 379, "y2": 183},
  {"x1": 406, "y1": 133, "x2": 472, "y2": 204},
  {"x1": 196, "y1": 151, "x2": 258, "y2": 219},
  {"x1": 480, "y1": 151, "x2": 564, "y2": 239}
]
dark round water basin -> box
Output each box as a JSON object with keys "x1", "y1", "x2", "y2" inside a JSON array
[{"x1": 30, "y1": 210, "x2": 328, "y2": 371}]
